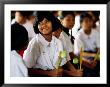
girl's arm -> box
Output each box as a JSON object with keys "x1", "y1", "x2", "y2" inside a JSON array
[{"x1": 63, "y1": 61, "x2": 83, "y2": 77}]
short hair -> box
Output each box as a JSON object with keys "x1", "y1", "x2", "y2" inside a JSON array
[
  {"x1": 80, "y1": 13, "x2": 93, "y2": 23},
  {"x1": 60, "y1": 11, "x2": 75, "y2": 19},
  {"x1": 34, "y1": 11, "x2": 59, "y2": 32},
  {"x1": 15, "y1": 11, "x2": 35, "y2": 18},
  {"x1": 11, "y1": 23, "x2": 29, "y2": 51}
]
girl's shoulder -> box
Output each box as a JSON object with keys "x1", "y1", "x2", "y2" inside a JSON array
[
  {"x1": 27, "y1": 34, "x2": 39, "y2": 47},
  {"x1": 53, "y1": 35, "x2": 62, "y2": 44}
]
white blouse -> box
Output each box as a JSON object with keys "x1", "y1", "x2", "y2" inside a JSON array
[
  {"x1": 10, "y1": 50, "x2": 28, "y2": 77},
  {"x1": 23, "y1": 21, "x2": 36, "y2": 41},
  {"x1": 23, "y1": 34, "x2": 67, "y2": 70},
  {"x1": 74, "y1": 29, "x2": 100, "y2": 55}
]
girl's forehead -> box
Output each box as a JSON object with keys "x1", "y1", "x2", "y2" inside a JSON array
[{"x1": 65, "y1": 14, "x2": 74, "y2": 18}]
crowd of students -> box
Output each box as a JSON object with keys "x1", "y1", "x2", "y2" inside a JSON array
[{"x1": 11, "y1": 11, "x2": 100, "y2": 77}]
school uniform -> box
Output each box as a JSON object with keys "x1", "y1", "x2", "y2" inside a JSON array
[
  {"x1": 23, "y1": 21, "x2": 36, "y2": 41},
  {"x1": 74, "y1": 29, "x2": 100, "y2": 55},
  {"x1": 23, "y1": 33, "x2": 67, "y2": 70},
  {"x1": 10, "y1": 50, "x2": 28, "y2": 77},
  {"x1": 69, "y1": 15, "x2": 81, "y2": 37},
  {"x1": 59, "y1": 31, "x2": 73, "y2": 60},
  {"x1": 74, "y1": 29, "x2": 100, "y2": 76}
]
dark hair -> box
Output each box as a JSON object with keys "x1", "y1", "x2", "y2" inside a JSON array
[
  {"x1": 50, "y1": 11, "x2": 58, "y2": 14},
  {"x1": 54, "y1": 17, "x2": 63, "y2": 30},
  {"x1": 80, "y1": 13, "x2": 93, "y2": 23},
  {"x1": 33, "y1": 11, "x2": 59, "y2": 33},
  {"x1": 91, "y1": 11, "x2": 100, "y2": 22},
  {"x1": 11, "y1": 23, "x2": 29, "y2": 51},
  {"x1": 60, "y1": 11, "x2": 75, "y2": 19},
  {"x1": 15, "y1": 11, "x2": 35, "y2": 19}
]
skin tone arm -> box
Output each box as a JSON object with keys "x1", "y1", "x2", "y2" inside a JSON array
[{"x1": 63, "y1": 61, "x2": 83, "y2": 77}]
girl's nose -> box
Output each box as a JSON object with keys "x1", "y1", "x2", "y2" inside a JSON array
[{"x1": 41, "y1": 23, "x2": 47, "y2": 29}]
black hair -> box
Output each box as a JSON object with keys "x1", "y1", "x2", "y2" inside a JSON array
[
  {"x1": 91, "y1": 11, "x2": 100, "y2": 22},
  {"x1": 33, "y1": 11, "x2": 59, "y2": 33},
  {"x1": 54, "y1": 17, "x2": 63, "y2": 30},
  {"x1": 11, "y1": 23, "x2": 29, "y2": 51},
  {"x1": 15, "y1": 11, "x2": 35, "y2": 19},
  {"x1": 80, "y1": 12, "x2": 93, "y2": 23},
  {"x1": 50, "y1": 11, "x2": 58, "y2": 14},
  {"x1": 60, "y1": 11, "x2": 75, "y2": 19}
]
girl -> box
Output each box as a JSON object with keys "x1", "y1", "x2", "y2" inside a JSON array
[
  {"x1": 23, "y1": 11, "x2": 65, "y2": 77},
  {"x1": 52, "y1": 17, "x2": 83, "y2": 76},
  {"x1": 11, "y1": 23, "x2": 29, "y2": 77},
  {"x1": 74, "y1": 13, "x2": 100, "y2": 76}
]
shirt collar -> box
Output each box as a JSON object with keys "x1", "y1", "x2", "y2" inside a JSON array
[{"x1": 38, "y1": 33, "x2": 56, "y2": 47}]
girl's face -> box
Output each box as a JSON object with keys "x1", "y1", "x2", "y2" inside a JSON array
[
  {"x1": 38, "y1": 18, "x2": 52, "y2": 35},
  {"x1": 81, "y1": 17, "x2": 93, "y2": 31},
  {"x1": 61, "y1": 14, "x2": 75, "y2": 29},
  {"x1": 15, "y1": 12, "x2": 26, "y2": 24}
]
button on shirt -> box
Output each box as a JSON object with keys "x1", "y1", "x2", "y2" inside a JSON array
[{"x1": 23, "y1": 34, "x2": 67, "y2": 70}]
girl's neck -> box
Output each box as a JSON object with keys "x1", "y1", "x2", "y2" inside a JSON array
[
  {"x1": 42, "y1": 33, "x2": 52, "y2": 42},
  {"x1": 84, "y1": 29, "x2": 92, "y2": 35}
]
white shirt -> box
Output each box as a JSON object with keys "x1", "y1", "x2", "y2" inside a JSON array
[
  {"x1": 69, "y1": 15, "x2": 81, "y2": 37},
  {"x1": 23, "y1": 34, "x2": 67, "y2": 70},
  {"x1": 59, "y1": 31, "x2": 73, "y2": 60},
  {"x1": 10, "y1": 50, "x2": 28, "y2": 77},
  {"x1": 23, "y1": 21, "x2": 36, "y2": 41},
  {"x1": 60, "y1": 31, "x2": 74, "y2": 53},
  {"x1": 74, "y1": 29, "x2": 100, "y2": 55}
]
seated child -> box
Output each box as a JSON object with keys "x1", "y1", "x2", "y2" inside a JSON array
[
  {"x1": 52, "y1": 17, "x2": 83, "y2": 77},
  {"x1": 74, "y1": 13, "x2": 100, "y2": 77},
  {"x1": 11, "y1": 23, "x2": 29, "y2": 77},
  {"x1": 23, "y1": 11, "x2": 65, "y2": 77}
]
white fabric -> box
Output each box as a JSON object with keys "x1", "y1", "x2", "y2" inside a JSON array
[
  {"x1": 60, "y1": 31, "x2": 73, "y2": 53},
  {"x1": 69, "y1": 15, "x2": 81, "y2": 37},
  {"x1": 59, "y1": 31, "x2": 73, "y2": 61},
  {"x1": 23, "y1": 34, "x2": 67, "y2": 70},
  {"x1": 23, "y1": 21, "x2": 36, "y2": 41},
  {"x1": 11, "y1": 19, "x2": 16, "y2": 24},
  {"x1": 10, "y1": 50, "x2": 28, "y2": 77},
  {"x1": 93, "y1": 25, "x2": 100, "y2": 33},
  {"x1": 74, "y1": 29, "x2": 100, "y2": 55}
]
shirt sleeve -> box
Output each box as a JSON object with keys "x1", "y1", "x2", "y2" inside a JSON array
[
  {"x1": 23, "y1": 37, "x2": 40, "y2": 68},
  {"x1": 74, "y1": 35, "x2": 84, "y2": 56}
]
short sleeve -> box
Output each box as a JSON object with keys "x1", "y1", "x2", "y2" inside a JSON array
[
  {"x1": 74, "y1": 34, "x2": 84, "y2": 56},
  {"x1": 23, "y1": 36, "x2": 40, "y2": 68}
]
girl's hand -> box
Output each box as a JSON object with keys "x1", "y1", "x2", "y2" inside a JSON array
[
  {"x1": 83, "y1": 59, "x2": 97, "y2": 69},
  {"x1": 67, "y1": 69, "x2": 83, "y2": 77},
  {"x1": 89, "y1": 60, "x2": 97, "y2": 69}
]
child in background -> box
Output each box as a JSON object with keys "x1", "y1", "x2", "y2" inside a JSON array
[
  {"x1": 12, "y1": 11, "x2": 27, "y2": 25},
  {"x1": 11, "y1": 23, "x2": 29, "y2": 77},
  {"x1": 59, "y1": 11, "x2": 78, "y2": 63},
  {"x1": 88, "y1": 11, "x2": 100, "y2": 33},
  {"x1": 23, "y1": 11, "x2": 36, "y2": 41},
  {"x1": 74, "y1": 13, "x2": 100, "y2": 76},
  {"x1": 52, "y1": 17, "x2": 83, "y2": 76},
  {"x1": 23, "y1": 11, "x2": 65, "y2": 77}
]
